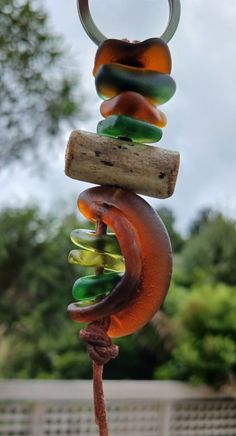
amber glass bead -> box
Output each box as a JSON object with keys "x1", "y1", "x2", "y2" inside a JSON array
[
  {"x1": 97, "y1": 115, "x2": 162, "y2": 143},
  {"x1": 93, "y1": 38, "x2": 172, "y2": 76},
  {"x1": 68, "y1": 249, "x2": 125, "y2": 272},
  {"x1": 95, "y1": 64, "x2": 176, "y2": 105},
  {"x1": 100, "y1": 91, "x2": 167, "y2": 128},
  {"x1": 72, "y1": 272, "x2": 123, "y2": 302},
  {"x1": 71, "y1": 229, "x2": 121, "y2": 256}
]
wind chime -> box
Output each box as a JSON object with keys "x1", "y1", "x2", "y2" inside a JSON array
[{"x1": 65, "y1": 1, "x2": 181, "y2": 434}]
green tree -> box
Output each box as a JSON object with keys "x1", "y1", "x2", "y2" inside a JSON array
[
  {"x1": 0, "y1": 206, "x2": 89, "y2": 378},
  {"x1": 155, "y1": 284, "x2": 236, "y2": 387},
  {"x1": 157, "y1": 207, "x2": 184, "y2": 253},
  {"x1": 0, "y1": 0, "x2": 81, "y2": 167},
  {"x1": 189, "y1": 208, "x2": 214, "y2": 236},
  {"x1": 107, "y1": 323, "x2": 167, "y2": 380},
  {"x1": 182, "y1": 213, "x2": 236, "y2": 286}
]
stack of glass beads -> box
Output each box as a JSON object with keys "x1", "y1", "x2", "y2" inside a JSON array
[
  {"x1": 69, "y1": 228, "x2": 124, "y2": 306},
  {"x1": 94, "y1": 38, "x2": 176, "y2": 143}
]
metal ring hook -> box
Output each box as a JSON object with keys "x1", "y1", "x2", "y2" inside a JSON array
[{"x1": 77, "y1": 0, "x2": 181, "y2": 46}]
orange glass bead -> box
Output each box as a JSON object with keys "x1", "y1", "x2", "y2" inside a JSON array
[
  {"x1": 100, "y1": 91, "x2": 167, "y2": 128},
  {"x1": 93, "y1": 38, "x2": 172, "y2": 76}
]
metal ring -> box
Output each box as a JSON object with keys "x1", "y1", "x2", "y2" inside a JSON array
[{"x1": 77, "y1": 0, "x2": 181, "y2": 46}]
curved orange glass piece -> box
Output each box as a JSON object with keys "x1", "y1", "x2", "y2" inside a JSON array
[
  {"x1": 100, "y1": 91, "x2": 167, "y2": 128},
  {"x1": 68, "y1": 186, "x2": 172, "y2": 338},
  {"x1": 93, "y1": 38, "x2": 172, "y2": 76}
]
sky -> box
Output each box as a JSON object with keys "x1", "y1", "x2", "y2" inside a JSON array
[{"x1": 1, "y1": 0, "x2": 236, "y2": 233}]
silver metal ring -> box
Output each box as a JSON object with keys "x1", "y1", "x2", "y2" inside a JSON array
[{"x1": 77, "y1": 0, "x2": 181, "y2": 46}]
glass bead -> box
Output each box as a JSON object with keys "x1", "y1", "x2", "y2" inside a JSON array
[
  {"x1": 68, "y1": 249, "x2": 125, "y2": 272},
  {"x1": 100, "y1": 91, "x2": 167, "y2": 128},
  {"x1": 72, "y1": 272, "x2": 123, "y2": 302},
  {"x1": 93, "y1": 38, "x2": 172, "y2": 76},
  {"x1": 70, "y1": 229, "x2": 121, "y2": 256},
  {"x1": 95, "y1": 63, "x2": 176, "y2": 105},
  {"x1": 97, "y1": 115, "x2": 162, "y2": 143}
]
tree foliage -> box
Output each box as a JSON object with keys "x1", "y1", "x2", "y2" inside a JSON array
[
  {"x1": 157, "y1": 207, "x2": 184, "y2": 253},
  {"x1": 0, "y1": 207, "x2": 83, "y2": 378},
  {"x1": 0, "y1": 0, "x2": 81, "y2": 166},
  {"x1": 189, "y1": 207, "x2": 214, "y2": 236},
  {"x1": 156, "y1": 284, "x2": 236, "y2": 387},
  {"x1": 182, "y1": 213, "x2": 236, "y2": 286}
]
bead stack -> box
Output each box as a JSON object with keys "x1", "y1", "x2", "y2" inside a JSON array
[
  {"x1": 69, "y1": 38, "x2": 176, "y2": 309},
  {"x1": 68, "y1": 228, "x2": 124, "y2": 306},
  {"x1": 94, "y1": 38, "x2": 176, "y2": 143}
]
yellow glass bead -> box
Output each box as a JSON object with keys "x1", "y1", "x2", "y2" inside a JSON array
[
  {"x1": 70, "y1": 229, "x2": 121, "y2": 257},
  {"x1": 68, "y1": 249, "x2": 125, "y2": 273}
]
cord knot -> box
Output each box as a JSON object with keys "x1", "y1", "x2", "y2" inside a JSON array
[{"x1": 80, "y1": 317, "x2": 119, "y2": 365}]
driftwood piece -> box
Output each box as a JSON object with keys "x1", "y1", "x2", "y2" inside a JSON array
[{"x1": 65, "y1": 130, "x2": 180, "y2": 199}]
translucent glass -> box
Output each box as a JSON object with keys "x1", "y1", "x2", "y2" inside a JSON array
[
  {"x1": 72, "y1": 272, "x2": 123, "y2": 302},
  {"x1": 97, "y1": 115, "x2": 162, "y2": 143},
  {"x1": 95, "y1": 63, "x2": 176, "y2": 105},
  {"x1": 93, "y1": 38, "x2": 172, "y2": 76},
  {"x1": 68, "y1": 249, "x2": 125, "y2": 272},
  {"x1": 71, "y1": 228, "x2": 121, "y2": 256},
  {"x1": 100, "y1": 91, "x2": 167, "y2": 128}
]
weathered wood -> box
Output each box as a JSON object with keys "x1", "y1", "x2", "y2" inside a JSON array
[{"x1": 65, "y1": 130, "x2": 180, "y2": 199}]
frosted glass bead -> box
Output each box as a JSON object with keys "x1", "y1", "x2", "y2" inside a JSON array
[
  {"x1": 97, "y1": 115, "x2": 162, "y2": 143},
  {"x1": 100, "y1": 91, "x2": 167, "y2": 128},
  {"x1": 93, "y1": 38, "x2": 172, "y2": 76},
  {"x1": 95, "y1": 63, "x2": 176, "y2": 105},
  {"x1": 68, "y1": 249, "x2": 125, "y2": 272},
  {"x1": 71, "y1": 229, "x2": 121, "y2": 256},
  {"x1": 72, "y1": 272, "x2": 123, "y2": 302}
]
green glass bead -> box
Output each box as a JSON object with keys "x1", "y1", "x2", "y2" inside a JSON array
[
  {"x1": 97, "y1": 115, "x2": 162, "y2": 143},
  {"x1": 95, "y1": 63, "x2": 176, "y2": 105},
  {"x1": 68, "y1": 249, "x2": 125, "y2": 272},
  {"x1": 72, "y1": 272, "x2": 123, "y2": 302},
  {"x1": 70, "y1": 229, "x2": 121, "y2": 257}
]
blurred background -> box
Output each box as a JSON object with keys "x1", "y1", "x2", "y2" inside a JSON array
[{"x1": 0, "y1": 0, "x2": 236, "y2": 389}]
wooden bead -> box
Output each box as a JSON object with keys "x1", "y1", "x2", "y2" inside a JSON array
[{"x1": 65, "y1": 130, "x2": 180, "y2": 199}]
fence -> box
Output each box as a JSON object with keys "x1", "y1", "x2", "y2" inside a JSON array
[{"x1": 0, "y1": 380, "x2": 236, "y2": 435}]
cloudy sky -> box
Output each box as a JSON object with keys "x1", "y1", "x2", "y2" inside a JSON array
[{"x1": 1, "y1": 0, "x2": 236, "y2": 233}]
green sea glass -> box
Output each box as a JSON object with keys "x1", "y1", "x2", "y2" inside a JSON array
[
  {"x1": 68, "y1": 249, "x2": 125, "y2": 272},
  {"x1": 97, "y1": 115, "x2": 162, "y2": 143},
  {"x1": 72, "y1": 272, "x2": 123, "y2": 302},
  {"x1": 95, "y1": 63, "x2": 176, "y2": 105},
  {"x1": 70, "y1": 229, "x2": 121, "y2": 257}
]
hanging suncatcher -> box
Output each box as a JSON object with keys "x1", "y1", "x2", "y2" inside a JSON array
[{"x1": 65, "y1": 1, "x2": 181, "y2": 434}]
